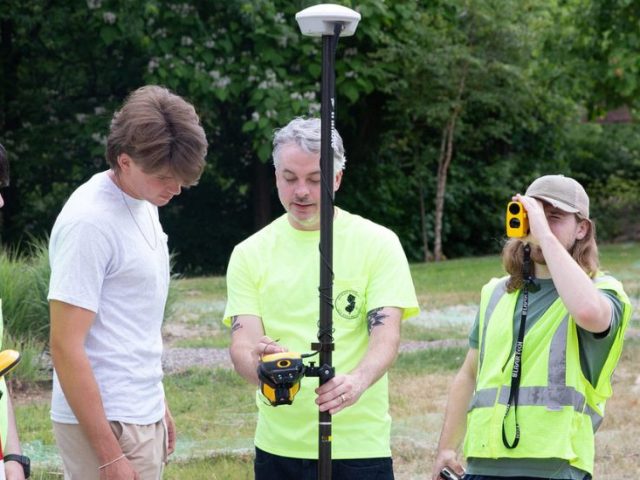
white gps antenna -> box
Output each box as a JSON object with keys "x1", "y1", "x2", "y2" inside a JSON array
[{"x1": 295, "y1": 4, "x2": 361, "y2": 37}]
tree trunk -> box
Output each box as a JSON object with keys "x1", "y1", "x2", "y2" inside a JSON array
[
  {"x1": 418, "y1": 181, "x2": 432, "y2": 262},
  {"x1": 433, "y1": 124, "x2": 451, "y2": 262},
  {"x1": 433, "y1": 63, "x2": 468, "y2": 261}
]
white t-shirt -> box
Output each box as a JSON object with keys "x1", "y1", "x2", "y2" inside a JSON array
[{"x1": 48, "y1": 171, "x2": 169, "y2": 424}]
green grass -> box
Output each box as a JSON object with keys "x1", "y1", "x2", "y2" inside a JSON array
[
  {"x1": 599, "y1": 242, "x2": 640, "y2": 295},
  {"x1": 164, "y1": 369, "x2": 256, "y2": 450},
  {"x1": 410, "y1": 254, "x2": 503, "y2": 308},
  {"x1": 27, "y1": 368, "x2": 258, "y2": 479},
  {"x1": 14, "y1": 401, "x2": 55, "y2": 445},
  {"x1": 30, "y1": 456, "x2": 255, "y2": 480},
  {"x1": 409, "y1": 241, "x2": 640, "y2": 308},
  {"x1": 12, "y1": 241, "x2": 640, "y2": 479},
  {"x1": 4, "y1": 335, "x2": 50, "y2": 382},
  {"x1": 401, "y1": 322, "x2": 468, "y2": 342},
  {"x1": 165, "y1": 454, "x2": 254, "y2": 479},
  {"x1": 392, "y1": 347, "x2": 468, "y2": 374},
  {"x1": 175, "y1": 276, "x2": 228, "y2": 298},
  {"x1": 173, "y1": 334, "x2": 230, "y2": 349}
]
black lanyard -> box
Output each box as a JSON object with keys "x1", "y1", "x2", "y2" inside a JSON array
[{"x1": 502, "y1": 243, "x2": 538, "y2": 449}]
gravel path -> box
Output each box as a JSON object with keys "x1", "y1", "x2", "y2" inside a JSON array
[
  {"x1": 162, "y1": 347, "x2": 232, "y2": 373},
  {"x1": 161, "y1": 339, "x2": 468, "y2": 374}
]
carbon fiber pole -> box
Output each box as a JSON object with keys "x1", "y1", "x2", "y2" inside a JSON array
[
  {"x1": 316, "y1": 24, "x2": 341, "y2": 480},
  {"x1": 295, "y1": 6, "x2": 359, "y2": 476}
]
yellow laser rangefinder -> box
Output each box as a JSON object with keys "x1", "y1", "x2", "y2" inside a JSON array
[
  {"x1": 257, "y1": 352, "x2": 305, "y2": 406},
  {"x1": 506, "y1": 201, "x2": 529, "y2": 238}
]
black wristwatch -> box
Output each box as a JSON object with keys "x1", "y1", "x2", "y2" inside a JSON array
[{"x1": 4, "y1": 454, "x2": 30, "y2": 478}]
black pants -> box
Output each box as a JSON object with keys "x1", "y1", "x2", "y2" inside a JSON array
[{"x1": 254, "y1": 447, "x2": 394, "y2": 480}]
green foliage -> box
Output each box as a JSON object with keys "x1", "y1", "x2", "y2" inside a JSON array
[
  {"x1": 0, "y1": 240, "x2": 51, "y2": 382},
  {"x1": 141, "y1": 0, "x2": 409, "y2": 272},
  {"x1": 0, "y1": 0, "x2": 150, "y2": 241},
  {"x1": 1, "y1": 0, "x2": 639, "y2": 274},
  {"x1": 370, "y1": 0, "x2": 581, "y2": 260},
  {"x1": 0, "y1": 238, "x2": 180, "y2": 342},
  {"x1": 0, "y1": 240, "x2": 50, "y2": 342},
  {"x1": 562, "y1": 123, "x2": 640, "y2": 242},
  {"x1": 550, "y1": 0, "x2": 640, "y2": 116},
  {"x1": 4, "y1": 335, "x2": 49, "y2": 383}
]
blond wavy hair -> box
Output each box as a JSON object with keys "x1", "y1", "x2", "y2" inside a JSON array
[{"x1": 502, "y1": 215, "x2": 599, "y2": 293}]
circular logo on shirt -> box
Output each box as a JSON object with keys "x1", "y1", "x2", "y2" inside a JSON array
[{"x1": 335, "y1": 289, "x2": 363, "y2": 319}]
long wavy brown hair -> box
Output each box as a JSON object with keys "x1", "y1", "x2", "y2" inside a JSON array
[{"x1": 502, "y1": 215, "x2": 599, "y2": 293}]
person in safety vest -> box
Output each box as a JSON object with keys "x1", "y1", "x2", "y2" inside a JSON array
[
  {"x1": 224, "y1": 117, "x2": 420, "y2": 480},
  {"x1": 0, "y1": 143, "x2": 31, "y2": 480},
  {"x1": 432, "y1": 174, "x2": 632, "y2": 480}
]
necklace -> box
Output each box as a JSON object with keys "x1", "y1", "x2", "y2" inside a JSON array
[{"x1": 113, "y1": 172, "x2": 158, "y2": 250}]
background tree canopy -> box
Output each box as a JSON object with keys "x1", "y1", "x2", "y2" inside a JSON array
[{"x1": 1, "y1": 0, "x2": 638, "y2": 274}]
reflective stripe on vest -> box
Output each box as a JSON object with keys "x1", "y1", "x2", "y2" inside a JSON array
[{"x1": 478, "y1": 277, "x2": 508, "y2": 372}]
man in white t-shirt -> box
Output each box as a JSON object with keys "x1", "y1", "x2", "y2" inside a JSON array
[{"x1": 48, "y1": 86, "x2": 207, "y2": 480}]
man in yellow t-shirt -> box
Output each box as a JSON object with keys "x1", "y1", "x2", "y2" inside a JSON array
[
  {"x1": 0, "y1": 143, "x2": 31, "y2": 480},
  {"x1": 224, "y1": 117, "x2": 420, "y2": 479}
]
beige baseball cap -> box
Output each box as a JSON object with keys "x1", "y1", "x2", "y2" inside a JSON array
[{"x1": 525, "y1": 174, "x2": 589, "y2": 219}]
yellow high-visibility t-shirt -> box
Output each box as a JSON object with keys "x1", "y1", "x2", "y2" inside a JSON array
[
  {"x1": 0, "y1": 300, "x2": 10, "y2": 446},
  {"x1": 223, "y1": 208, "x2": 419, "y2": 459}
]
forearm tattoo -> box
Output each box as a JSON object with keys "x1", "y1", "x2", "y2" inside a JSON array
[
  {"x1": 367, "y1": 308, "x2": 389, "y2": 335},
  {"x1": 231, "y1": 316, "x2": 243, "y2": 333}
]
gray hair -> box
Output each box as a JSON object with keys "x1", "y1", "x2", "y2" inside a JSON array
[{"x1": 272, "y1": 117, "x2": 346, "y2": 172}]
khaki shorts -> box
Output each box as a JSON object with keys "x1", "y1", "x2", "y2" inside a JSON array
[{"x1": 53, "y1": 419, "x2": 167, "y2": 480}]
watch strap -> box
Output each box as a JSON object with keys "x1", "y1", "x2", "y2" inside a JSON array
[{"x1": 3, "y1": 454, "x2": 30, "y2": 478}]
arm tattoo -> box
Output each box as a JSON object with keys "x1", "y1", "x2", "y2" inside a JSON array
[
  {"x1": 231, "y1": 316, "x2": 243, "y2": 333},
  {"x1": 367, "y1": 308, "x2": 389, "y2": 335}
]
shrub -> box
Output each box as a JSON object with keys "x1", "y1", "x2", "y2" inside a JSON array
[{"x1": 0, "y1": 240, "x2": 50, "y2": 343}]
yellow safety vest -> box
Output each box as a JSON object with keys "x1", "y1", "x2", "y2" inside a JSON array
[
  {"x1": 0, "y1": 301, "x2": 8, "y2": 445},
  {"x1": 463, "y1": 274, "x2": 631, "y2": 474}
]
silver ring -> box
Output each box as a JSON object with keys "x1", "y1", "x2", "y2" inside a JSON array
[{"x1": 340, "y1": 394, "x2": 346, "y2": 404}]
